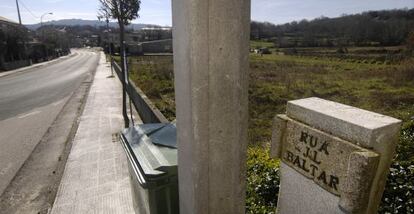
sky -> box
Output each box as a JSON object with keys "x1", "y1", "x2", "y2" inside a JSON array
[{"x1": 0, "y1": 0, "x2": 413, "y2": 26}]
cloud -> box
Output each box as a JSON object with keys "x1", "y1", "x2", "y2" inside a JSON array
[{"x1": 0, "y1": 5, "x2": 15, "y2": 9}]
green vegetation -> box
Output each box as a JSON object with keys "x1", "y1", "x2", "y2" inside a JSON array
[
  {"x1": 250, "y1": 40, "x2": 274, "y2": 49},
  {"x1": 251, "y1": 9, "x2": 414, "y2": 47},
  {"x1": 248, "y1": 53, "x2": 414, "y2": 145},
  {"x1": 380, "y1": 121, "x2": 414, "y2": 213},
  {"x1": 277, "y1": 46, "x2": 407, "y2": 64},
  {"x1": 246, "y1": 146, "x2": 279, "y2": 214},
  {"x1": 127, "y1": 55, "x2": 176, "y2": 120},
  {"x1": 126, "y1": 46, "x2": 414, "y2": 213}
]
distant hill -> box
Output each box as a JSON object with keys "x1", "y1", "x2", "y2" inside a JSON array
[
  {"x1": 251, "y1": 8, "x2": 414, "y2": 47},
  {"x1": 25, "y1": 19, "x2": 150, "y2": 30}
]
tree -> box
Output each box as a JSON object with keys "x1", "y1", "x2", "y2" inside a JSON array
[
  {"x1": 250, "y1": 8, "x2": 414, "y2": 47},
  {"x1": 1, "y1": 24, "x2": 28, "y2": 62},
  {"x1": 98, "y1": 0, "x2": 141, "y2": 128},
  {"x1": 407, "y1": 31, "x2": 414, "y2": 55}
]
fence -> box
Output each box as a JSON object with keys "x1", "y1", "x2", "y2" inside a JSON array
[{"x1": 111, "y1": 59, "x2": 169, "y2": 124}]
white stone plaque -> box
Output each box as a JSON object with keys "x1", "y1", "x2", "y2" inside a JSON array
[
  {"x1": 281, "y1": 117, "x2": 378, "y2": 196},
  {"x1": 271, "y1": 97, "x2": 401, "y2": 214}
]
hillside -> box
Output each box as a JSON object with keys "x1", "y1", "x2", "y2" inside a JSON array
[
  {"x1": 25, "y1": 19, "x2": 149, "y2": 30},
  {"x1": 251, "y1": 8, "x2": 414, "y2": 47}
]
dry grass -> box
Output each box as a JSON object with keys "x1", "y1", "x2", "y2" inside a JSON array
[{"x1": 127, "y1": 52, "x2": 414, "y2": 146}]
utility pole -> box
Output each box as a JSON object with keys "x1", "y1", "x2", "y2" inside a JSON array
[
  {"x1": 15, "y1": 0, "x2": 22, "y2": 25},
  {"x1": 15, "y1": 0, "x2": 29, "y2": 64}
]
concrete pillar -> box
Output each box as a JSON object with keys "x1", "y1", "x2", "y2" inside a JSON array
[{"x1": 172, "y1": 0, "x2": 251, "y2": 213}]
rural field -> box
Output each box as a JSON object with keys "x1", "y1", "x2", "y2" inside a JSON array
[{"x1": 124, "y1": 42, "x2": 414, "y2": 213}]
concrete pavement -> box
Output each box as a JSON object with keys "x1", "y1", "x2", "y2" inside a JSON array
[{"x1": 51, "y1": 53, "x2": 135, "y2": 213}]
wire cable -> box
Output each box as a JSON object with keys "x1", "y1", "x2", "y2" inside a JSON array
[{"x1": 18, "y1": 0, "x2": 39, "y2": 19}]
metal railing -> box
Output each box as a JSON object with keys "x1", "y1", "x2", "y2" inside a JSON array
[{"x1": 111, "y1": 59, "x2": 169, "y2": 124}]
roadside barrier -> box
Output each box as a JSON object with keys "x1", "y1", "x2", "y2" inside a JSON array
[{"x1": 111, "y1": 59, "x2": 169, "y2": 124}]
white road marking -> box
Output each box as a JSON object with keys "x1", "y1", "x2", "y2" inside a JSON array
[
  {"x1": 52, "y1": 99, "x2": 65, "y2": 106},
  {"x1": 18, "y1": 110, "x2": 41, "y2": 119}
]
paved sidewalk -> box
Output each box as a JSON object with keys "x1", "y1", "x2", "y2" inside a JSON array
[{"x1": 51, "y1": 53, "x2": 135, "y2": 214}]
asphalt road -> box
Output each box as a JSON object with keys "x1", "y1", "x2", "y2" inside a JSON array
[{"x1": 0, "y1": 49, "x2": 100, "y2": 195}]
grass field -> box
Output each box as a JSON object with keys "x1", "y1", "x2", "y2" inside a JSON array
[
  {"x1": 128, "y1": 52, "x2": 414, "y2": 146},
  {"x1": 248, "y1": 53, "x2": 414, "y2": 145},
  {"x1": 250, "y1": 40, "x2": 274, "y2": 49},
  {"x1": 125, "y1": 48, "x2": 414, "y2": 213},
  {"x1": 250, "y1": 40, "x2": 407, "y2": 65}
]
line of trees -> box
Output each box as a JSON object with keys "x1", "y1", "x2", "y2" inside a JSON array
[
  {"x1": 0, "y1": 23, "x2": 28, "y2": 63},
  {"x1": 251, "y1": 8, "x2": 414, "y2": 47},
  {"x1": 1, "y1": 22, "x2": 71, "y2": 70}
]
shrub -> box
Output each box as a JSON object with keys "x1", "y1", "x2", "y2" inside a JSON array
[
  {"x1": 395, "y1": 121, "x2": 414, "y2": 163},
  {"x1": 379, "y1": 161, "x2": 414, "y2": 213},
  {"x1": 246, "y1": 146, "x2": 280, "y2": 214},
  {"x1": 379, "y1": 121, "x2": 414, "y2": 213}
]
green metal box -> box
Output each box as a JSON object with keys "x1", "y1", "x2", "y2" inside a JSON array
[{"x1": 120, "y1": 123, "x2": 178, "y2": 214}]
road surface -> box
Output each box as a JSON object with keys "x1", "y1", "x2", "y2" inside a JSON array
[{"x1": 0, "y1": 49, "x2": 100, "y2": 195}]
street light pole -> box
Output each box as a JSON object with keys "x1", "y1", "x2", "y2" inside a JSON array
[
  {"x1": 41, "y1": 12, "x2": 53, "y2": 27},
  {"x1": 40, "y1": 12, "x2": 53, "y2": 60},
  {"x1": 98, "y1": 12, "x2": 114, "y2": 77}
]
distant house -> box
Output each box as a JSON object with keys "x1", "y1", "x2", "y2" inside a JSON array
[
  {"x1": 140, "y1": 27, "x2": 172, "y2": 41},
  {"x1": 0, "y1": 16, "x2": 31, "y2": 71},
  {"x1": 113, "y1": 39, "x2": 173, "y2": 55},
  {"x1": 103, "y1": 28, "x2": 172, "y2": 55},
  {"x1": 71, "y1": 34, "x2": 100, "y2": 48},
  {"x1": 0, "y1": 16, "x2": 19, "y2": 26},
  {"x1": 140, "y1": 39, "x2": 173, "y2": 54}
]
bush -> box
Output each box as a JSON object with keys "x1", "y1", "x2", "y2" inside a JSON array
[
  {"x1": 246, "y1": 146, "x2": 280, "y2": 214},
  {"x1": 379, "y1": 161, "x2": 414, "y2": 213},
  {"x1": 379, "y1": 121, "x2": 414, "y2": 213},
  {"x1": 394, "y1": 121, "x2": 414, "y2": 163}
]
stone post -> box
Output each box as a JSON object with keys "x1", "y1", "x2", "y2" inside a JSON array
[
  {"x1": 271, "y1": 97, "x2": 401, "y2": 214},
  {"x1": 172, "y1": 0, "x2": 251, "y2": 213}
]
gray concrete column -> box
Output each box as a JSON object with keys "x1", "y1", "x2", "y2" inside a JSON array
[{"x1": 172, "y1": 0, "x2": 251, "y2": 213}]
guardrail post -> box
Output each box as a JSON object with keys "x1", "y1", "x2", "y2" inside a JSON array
[{"x1": 172, "y1": 0, "x2": 251, "y2": 213}]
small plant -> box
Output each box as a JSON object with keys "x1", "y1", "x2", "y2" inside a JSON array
[
  {"x1": 246, "y1": 146, "x2": 280, "y2": 214},
  {"x1": 379, "y1": 121, "x2": 414, "y2": 213},
  {"x1": 379, "y1": 162, "x2": 414, "y2": 213}
]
